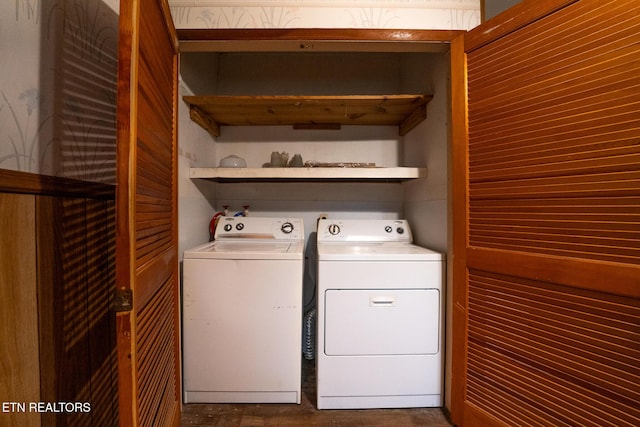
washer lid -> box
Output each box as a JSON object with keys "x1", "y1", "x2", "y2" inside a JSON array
[
  {"x1": 184, "y1": 240, "x2": 304, "y2": 260},
  {"x1": 317, "y1": 242, "x2": 444, "y2": 261}
]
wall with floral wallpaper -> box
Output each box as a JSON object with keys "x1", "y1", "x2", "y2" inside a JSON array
[
  {"x1": 0, "y1": 0, "x2": 119, "y2": 184},
  {"x1": 168, "y1": 0, "x2": 480, "y2": 30}
]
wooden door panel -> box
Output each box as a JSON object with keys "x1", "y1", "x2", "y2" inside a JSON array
[
  {"x1": 0, "y1": 194, "x2": 39, "y2": 427},
  {"x1": 117, "y1": 0, "x2": 180, "y2": 425},
  {"x1": 467, "y1": 270, "x2": 639, "y2": 426},
  {"x1": 465, "y1": 0, "x2": 640, "y2": 271},
  {"x1": 452, "y1": 0, "x2": 640, "y2": 426}
]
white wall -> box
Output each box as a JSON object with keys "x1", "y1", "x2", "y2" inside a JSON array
[
  {"x1": 177, "y1": 79, "x2": 218, "y2": 256},
  {"x1": 403, "y1": 53, "x2": 449, "y2": 254}
]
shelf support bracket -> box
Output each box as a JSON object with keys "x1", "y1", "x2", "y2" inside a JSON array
[
  {"x1": 189, "y1": 105, "x2": 221, "y2": 137},
  {"x1": 399, "y1": 103, "x2": 427, "y2": 136}
]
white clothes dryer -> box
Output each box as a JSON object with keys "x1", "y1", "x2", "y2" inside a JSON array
[
  {"x1": 316, "y1": 219, "x2": 444, "y2": 409},
  {"x1": 182, "y1": 216, "x2": 304, "y2": 404}
]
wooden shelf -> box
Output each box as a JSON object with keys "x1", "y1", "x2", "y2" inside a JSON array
[
  {"x1": 189, "y1": 167, "x2": 427, "y2": 182},
  {"x1": 183, "y1": 94, "x2": 432, "y2": 137}
]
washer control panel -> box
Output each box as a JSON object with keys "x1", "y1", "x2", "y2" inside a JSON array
[
  {"x1": 317, "y1": 219, "x2": 412, "y2": 243},
  {"x1": 215, "y1": 217, "x2": 303, "y2": 240}
]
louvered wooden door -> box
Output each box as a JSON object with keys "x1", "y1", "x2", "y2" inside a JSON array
[
  {"x1": 451, "y1": 0, "x2": 640, "y2": 426},
  {"x1": 116, "y1": 0, "x2": 180, "y2": 425}
]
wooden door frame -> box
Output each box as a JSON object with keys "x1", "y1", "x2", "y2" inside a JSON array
[
  {"x1": 449, "y1": 31, "x2": 469, "y2": 426},
  {"x1": 176, "y1": 28, "x2": 462, "y2": 46}
]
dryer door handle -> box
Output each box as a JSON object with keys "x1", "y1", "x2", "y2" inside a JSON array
[{"x1": 369, "y1": 296, "x2": 396, "y2": 307}]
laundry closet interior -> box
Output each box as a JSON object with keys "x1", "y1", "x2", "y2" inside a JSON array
[{"x1": 178, "y1": 34, "x2": 453, "y2": 406}]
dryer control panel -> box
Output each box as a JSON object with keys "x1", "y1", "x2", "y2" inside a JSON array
[{"x1": 317, "y1": 219, "x2": 413, "y2": 243}]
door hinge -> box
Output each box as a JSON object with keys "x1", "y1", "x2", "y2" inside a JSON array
[{"x1": 114, "y1": 288, "x2": 133, "y2": 312}]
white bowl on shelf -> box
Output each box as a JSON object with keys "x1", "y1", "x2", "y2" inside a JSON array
[{"x1": 219, "y1": 155, "x2": 247, "y2": 168}]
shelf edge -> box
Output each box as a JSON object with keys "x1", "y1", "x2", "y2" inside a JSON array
[{"x1": 189, "y1": 167, "x2": 427, "y2": 181}]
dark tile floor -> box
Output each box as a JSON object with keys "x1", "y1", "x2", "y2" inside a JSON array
[{"x1": 180, "y1": 358, "x2": 453, "y2": 426}]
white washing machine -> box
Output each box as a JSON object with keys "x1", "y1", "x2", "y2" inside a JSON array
[
  {"x1": 316, "y1": 218, "x2": 444, "y2": 409},
  {"x1": 182, "y1": 216, "x2": 304, "y2": 404}
]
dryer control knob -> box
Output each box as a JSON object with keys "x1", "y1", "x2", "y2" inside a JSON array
[
  {"x1": 235, "y1": 223, "x2": 244, "y2": 231},
  {"x1": 396, "y1": 227, "x2": 405, "y2": 234},
  {"x1": 328, "y1": 224, "x2": 341, "y2": 235},
  {"x1": 223, "y1": 224, "x2": 232, "y2": 232},
  {"x1": 281, "y1": 222, "x2": 294, "y2": 234},
  {"x1": 384, "y1": 226, "x2": 393, "y2": 233}
]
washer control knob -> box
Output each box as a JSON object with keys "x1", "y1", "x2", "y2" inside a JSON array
[
  {"x1": 384, "y1": 225, "x2": 393, "y2": 233},
  {"x1": 281, "y1": 222, "x2": 294, "y2": 234},
  {"x1": 223, "y1": 224, "x2": 232, "y2": 232},
  {"x1": 328, "y1": 223, "x2": 341, "y2": 235},
  {"x1": 396, "y1": 227, "x2": 405, "y2": 234},
  {"x1": 235, "y1": 223, "x2": 244, "y2": 231}
]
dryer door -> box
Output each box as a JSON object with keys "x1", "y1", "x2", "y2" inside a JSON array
[{"x1": 324, "y1": 289, "x2": 440, "y2": 356}]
